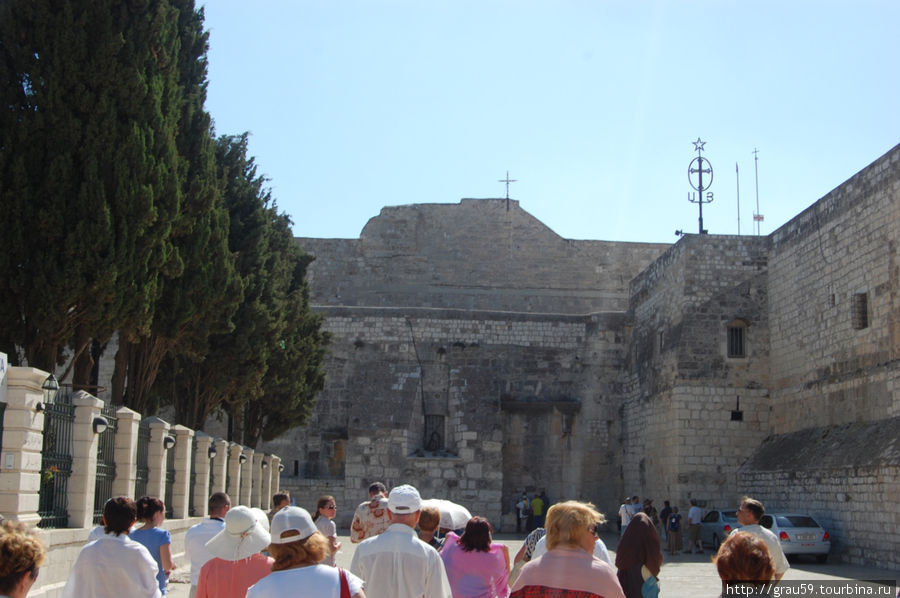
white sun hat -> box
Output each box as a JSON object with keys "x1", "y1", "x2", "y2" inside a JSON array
[{"x1": 205, "y1": 506, "x2": 271, "y2": 561}]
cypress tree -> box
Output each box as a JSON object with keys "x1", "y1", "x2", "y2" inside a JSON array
[{"x1": 0, "y1": 0, "x2": 181, "y2": 372}]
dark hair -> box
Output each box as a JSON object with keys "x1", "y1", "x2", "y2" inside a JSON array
[
  {"x1": 135, "y1": 496, "x2": 165, "y2": 521},
  {"x1": 104, "y1": 496, "x2": 137, "y2": 535},
  {"x1": 459, "y1": 516, "x2": 492, "y2": 552},
  {"x1": 740, "y1": 497, "x2": 765, "y2": 521},
  {"x1": 313, "y1": 495, "x2": 335, "y2": 522},
  {"x1": 272, "y1": 492, "x2": 291, "y2": 509},
  {"x1": 209, "y1": 492, "x2": 230, "y2": 514},
  {"x1": 368, "y1": 482, "x2": 386, "y2": 496}
]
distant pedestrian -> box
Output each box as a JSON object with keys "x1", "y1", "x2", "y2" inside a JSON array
[
  {"x1": 686, "y1": 499, "x2": 703, "y2": 554},
  {"x1": 515, "y1": 494, "x2": 530, "y2": 534},
  {"x1": 62, "y1": 496, "x2": 161, "y2": 598},
  {"x1": 350, "y1": 482, "x2": 390, "y2": 543},
  {"x1": 734, "y1": 497, "x2": 789, "y2": 582},
  {"x1": 197, "y1": 506, "x2": 273, "y2": 598},
  {"x1": 0, "y1": 520, "x2": 46, "y2": 598},
  {"x1": 666, "y1": 506, "x2": 683, "y2": 554},
  {"x1": 184, "y1": 492, "x2": 231, "y2": 598},
  {"x1": 313, "y1": 495, "x2": 341, "y2": 565},
  {"x1": 615, "y1": 513, "x2": 662, "y2": 598},
  {"x1": 658, "y1": 501, "x2": 672, "y2": 543},
  {"x1": 350, "y1": 484, "x2": 452, "y2": 598},
  {"x1": 618, "y1": 496, "x2": 640, "y2": 536},
  {"x1": 131, "y1": 496, "x2": 177, "y2": 595},
  {"x1": 530, "y1": 493, "x2": 545, "y2": 530}
]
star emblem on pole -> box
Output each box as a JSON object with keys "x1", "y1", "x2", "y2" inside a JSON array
[{"x1": 693, "y1": 137, "x2": 706, "y2": 152}]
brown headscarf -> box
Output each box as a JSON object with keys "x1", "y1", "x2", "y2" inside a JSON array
[{"x1": 615, "y1": 512, "x2": 664, "y2": 598}]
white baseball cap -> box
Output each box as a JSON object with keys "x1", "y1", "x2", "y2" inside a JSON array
[
  {"x1": 388, "y1": 484, "x2": 422, "y2": 514},
  {"x1": 270, "y1": 506, "x2": 318, "y2": 544}
]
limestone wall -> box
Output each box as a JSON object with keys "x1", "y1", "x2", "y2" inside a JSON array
[
  {"x1": 299, "y1": 199, "x2": 669, "y2": 314},
  {"x1": 767, "y1": 145, "x2": 900, "y2": 433}
]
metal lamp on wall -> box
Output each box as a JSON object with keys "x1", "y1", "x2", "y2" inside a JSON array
[
  {"x1": 163, "y1": 435, "x2": 176, "y2": 450},
  {"x1": 92, "y1": 416, "x2": 109, "y2": 434},
  {"x1": 36, "y1": 373, "x2": 59, "y2": 412}
]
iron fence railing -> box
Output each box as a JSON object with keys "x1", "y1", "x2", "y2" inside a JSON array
[
  {"x1": 189, "y1": 437, "x2": 197, "y2": 516},
  {"x1": 93, "y1": 403, "x2": 118, "y2": 523},
  {"x1": 134, "y1": 421, "x2": 150, "y2": 499},
  {"x1": 0, "y1": 401, "x2": 5, "y2": 460},
  {"x1": 38, "y1": 391, "x2": 75, "y2": 528},
  {"x1": 165, "y1": 445, "x2": 175, "y2": 517}
]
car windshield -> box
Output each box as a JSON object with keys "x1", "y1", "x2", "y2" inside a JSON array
[
  {"x1": 775, "y1": 515, "x2": 820, "y2": 528},
  {"x1": 721, "y1": 511, "x2": 738, "y2": 522}
]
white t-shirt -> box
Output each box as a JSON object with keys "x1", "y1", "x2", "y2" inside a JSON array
[
  {"x1": 688, "y1": 505, "x2": 703, "y2": 525},
  {"x1": 735, "y1": 524, "x2": 790, "y2": 576},
  {"x1": 531, "y1": 536, "x2": 613, "y2": 566},
  {"x1": 246, "y1": 564, "x2": 364, "y2": 598}
]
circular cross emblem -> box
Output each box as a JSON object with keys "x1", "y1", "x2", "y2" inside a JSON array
[{"x1": 688, "y1": 156, "x2": 713, "y2": 191}]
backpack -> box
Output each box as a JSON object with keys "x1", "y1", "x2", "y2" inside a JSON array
[{"x1": 668, "y1": 514, "x2": 680, "y2": 532}]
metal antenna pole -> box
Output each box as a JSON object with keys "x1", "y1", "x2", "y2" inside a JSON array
[
  {"x1": 753, "y1": 148, "x2": 762, "y2": 235},
  {"x1": 736, "y1": 162, "x2": 741, "y2": 235}
]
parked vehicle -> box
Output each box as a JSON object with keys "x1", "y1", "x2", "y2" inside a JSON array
[
  {"x1": 700, "y1": 509, "x2": 741, "y2": 550},
  {"x1": 760, "y1": 513, "x2": 831, "y2": 563}
]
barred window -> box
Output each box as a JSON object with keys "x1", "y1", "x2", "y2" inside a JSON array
[
  {"x1": 852, "y1": 293, "x2": 868, "y2": 330},
  {"x1": 424, "y1": 415, "x2": 445, "y2": 451},
  {"x1": 727, "y1": 319, "x2": 748, "y2": 358}
]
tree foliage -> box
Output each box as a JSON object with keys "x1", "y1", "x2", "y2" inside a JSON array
[
  {"x1": 0, "y1": 0, "x2": 182, "y2": 371},
  {"x1": 0, "y1": 0, "x2": 328, "y2": 445}
]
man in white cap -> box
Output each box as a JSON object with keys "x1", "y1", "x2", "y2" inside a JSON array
[
  {"x1": 350, "y1": 484, "x2": 452, "y2": 598},
  {"x1": 184, "y1": 492, "x2": 231, "y2": 598}
]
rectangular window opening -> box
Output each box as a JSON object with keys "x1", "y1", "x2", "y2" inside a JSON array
[
  {"x1": 727, "y1": 326, "x2": 746, "y2": 358},
  {"x1": 852, "y1": 293, "x2": 868, "y2": 330}
]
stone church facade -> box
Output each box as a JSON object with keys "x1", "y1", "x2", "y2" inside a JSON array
[{"x1": 261, "y1": 144, "x2": 899, "y2": 568}]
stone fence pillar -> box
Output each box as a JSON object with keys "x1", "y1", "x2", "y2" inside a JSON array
[
  {"x1": 240, "y1": 447, "x2": 254, "y2": 506},
  {"x1": 112, "y1": 406, "x2": 141, "y2": 498},
  {"x1": 211, "y1": 438, "x2": 228, "y2": 494},
  {"x1": 192, "y1": 432, "x2": 214, "y2": 516},
  {"x1": 144, "y1": 417, "x2": 170, "y2": 500},
  {"x1": 171, "y1": 425, "x2": 194, "y2": 519},
  {"x1": 227, "y1": 443, "x2": 243, "y2": 500},
  {"x1": 0, "y1": 367, "x2": 50, "y2": 525},
  {"x1": 270, "y1": 456, "x2": 282, "y2": 495},
  {"x1": 67, "y1": 391, "x2": 104, "y2": 529}
]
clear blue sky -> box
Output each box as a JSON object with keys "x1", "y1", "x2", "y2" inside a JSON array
[{"x1": 201, "y1": 1, "x2": 899, "y2": 243}]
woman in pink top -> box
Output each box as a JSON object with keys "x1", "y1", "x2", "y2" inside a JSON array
[
  {"x1": 510, "y1": 501, "x2": 625, "y2": 598},
  {"x1": 440, "y1": 516, "x2": 510, "y2": 598},
  {"x1": 196, "y1": 506, "x2": 274, "y2": 598}
]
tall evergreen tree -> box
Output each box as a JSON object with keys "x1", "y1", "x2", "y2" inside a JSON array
[
  {"x1": 0, "y1": 0, "x2": 182, "y2": 372},
  {"x1": 110, "y1": 0, "x2": 241, "y2": 413}
]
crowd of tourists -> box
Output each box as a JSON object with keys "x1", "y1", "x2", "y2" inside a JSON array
[{"x1": 0, "y1": 485, "x2": 790, "y2": 598}]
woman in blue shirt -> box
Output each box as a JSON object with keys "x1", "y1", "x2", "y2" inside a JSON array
[{"x1": 131, "y1": 496, "x2": 177, "y2": 594}]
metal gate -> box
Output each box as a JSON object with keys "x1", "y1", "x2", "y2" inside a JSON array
[
  {"x1": 134, "y1": 420, "x2": 150, "y2": 498},
  {"x1": 93, "y1": 403, "x2": 118, "y2": 523},
  {"x1": 164, "y1": 444, "x2": 175, "y2": 517},
  {"x1": 189, "y1": 437, "x2": 197, "y2": 516},
  {"x1": 38, "y1": 391, "x2": 75, "y2": 528}
]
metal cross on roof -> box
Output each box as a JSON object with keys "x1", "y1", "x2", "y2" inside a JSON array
[{"x1": 499, "y1": 171, "x2": 517, "y2": 210}]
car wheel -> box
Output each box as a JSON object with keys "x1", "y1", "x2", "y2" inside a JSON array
[
  {"x1": 816, "y1": 554, "x2": 827, "y2": 564},
  {"x1": 712, "y1": 534, "x2": 720, "y2": 551}
]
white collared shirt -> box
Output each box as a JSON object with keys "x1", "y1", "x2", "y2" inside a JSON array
[
  {"x1": 62, "y1": 533, "x2": 161, "y2": 598},
  {"x1": 350, "y1": 523, "x2": 452, "y2": 598},
  {"x1": 184, "y1": 517, "x2": 226, "y2": 586},
  {"x1": 734, "y1": 524, "x2": 791, "y2": 576}
]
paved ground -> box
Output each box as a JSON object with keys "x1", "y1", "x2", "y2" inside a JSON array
[{"x1": 166, "y1": 531, "x2": 898, "y2": 597}]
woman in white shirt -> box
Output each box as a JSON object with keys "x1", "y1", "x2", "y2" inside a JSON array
[{"x1": 247, "y1": 506, "x2": 366, "y2": 598}]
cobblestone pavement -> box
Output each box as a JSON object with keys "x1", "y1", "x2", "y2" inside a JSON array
[{"x1": 166, "y1": 531, "x2": 898, "y2": 598}]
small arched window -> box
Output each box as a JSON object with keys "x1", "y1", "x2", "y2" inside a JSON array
[{"x1": 727, "y1": 318, "x2": 749, "y2": 358}]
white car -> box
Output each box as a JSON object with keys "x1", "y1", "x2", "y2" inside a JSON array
[
  {"x1": 700, "y1": 509, "x2": 742, "y2": 550},
  {"x1": 760, "y1": 513, "x2": 831, "y2": 563}
]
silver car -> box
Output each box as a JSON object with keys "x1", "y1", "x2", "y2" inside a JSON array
[
  {"x1": 700, "y1": 509, "x2": 741, "y2": 550},
  {"x1": 760, "y1": 513, "x2": 831, "y2": 563}
]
